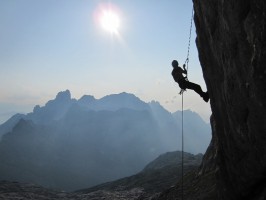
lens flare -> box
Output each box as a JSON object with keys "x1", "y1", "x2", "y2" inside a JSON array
[{"x1": 100, "y1": 10, "x2": 120, "y2": 34}]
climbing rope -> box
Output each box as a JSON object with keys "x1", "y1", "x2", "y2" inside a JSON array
[
  {"x1": 181, "y1": 7, "x2": 194, "y2": 200},
  {"x1": 183, "y1": 7, "x2": 194, "y2": 79},
  {"x1": 181, "y1": 92, "x2": 184, "y2": 200}
]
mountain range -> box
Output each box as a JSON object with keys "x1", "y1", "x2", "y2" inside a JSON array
[{"x1": 0, "y1": 90, "x2": 211, "y2": 191}]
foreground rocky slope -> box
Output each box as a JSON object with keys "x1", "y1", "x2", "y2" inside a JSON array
[
  {"x1": 0, "y1": 181, "x2": 146, "y2": 200},
  {"x1": 77, "y1": 152, "x2": 202, "y2": 197},
  {"x1": 0, "y1": 151, "x2": 202, "y2": 200}
]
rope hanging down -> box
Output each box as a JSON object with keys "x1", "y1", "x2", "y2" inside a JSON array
[
  {"x1": 183, "y1": 7, "x2": 194, "y2": 79},
  {"x1": 181, "y1": 92, "x2": 184, "y2": 200},
  {"x1": 181, "y1": 7, "x2": 194, "y2": 200},
  {"x1": 179, "y1": 8, "x2": 194, "y2": 96}
]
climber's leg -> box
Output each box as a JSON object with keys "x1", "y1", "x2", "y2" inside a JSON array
[
  {"x1": 184, "y1": 81, "x2": 204, "y2": 96},
  {"x1": 184, "y1": 81, "x2": 209, "y2": 102}
]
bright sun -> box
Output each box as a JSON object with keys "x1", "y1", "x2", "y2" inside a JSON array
[{"x1": 100, "y1": 10, "x2": 120, "y2": 34}]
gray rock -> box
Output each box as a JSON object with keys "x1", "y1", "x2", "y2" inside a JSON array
[
  {"x1": 156, "y1": 0, "x2": 266, "y2": 199},
  {"x1": 194, "y1": 0, "x2": 266, "y2": 199}
]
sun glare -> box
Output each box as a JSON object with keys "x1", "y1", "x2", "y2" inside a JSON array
[{"x1": 100, "y1": 10, "x2": 120, "y2": 34}]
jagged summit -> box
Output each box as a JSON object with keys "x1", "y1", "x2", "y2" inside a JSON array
[
  {"x1": 97, "y1": 92, "x2": 148, "y2": 111},
  {"x1": 24, "y1": 90, "x2": 151, "y2": 124},
  {"x1": 55, "y1": 89, "x2": 71, "y2": 101},
  {"x1": 0, "y1": 90, "x2": 152, "y2": 138},
  {"x1": 45, "y1": 89, "x2": 73, "y2": 107},
  {"x1": 78, "y1": 95, "x2": 96, "y2": 105}
]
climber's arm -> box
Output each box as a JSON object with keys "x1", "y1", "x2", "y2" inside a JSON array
[{"x1": 182, "y1": 64, "x2": 187, "y2": 74}]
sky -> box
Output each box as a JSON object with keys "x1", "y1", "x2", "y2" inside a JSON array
[{"x1": 0, "y1": 0, "x2": 211, "y2": 124}]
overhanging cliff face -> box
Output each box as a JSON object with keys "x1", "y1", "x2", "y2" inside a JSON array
[{"x1": 193, "y1": 0, "x2": 266, "y2": 199}]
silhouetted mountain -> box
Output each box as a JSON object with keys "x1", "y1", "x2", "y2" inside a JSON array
[
  {"x1": 0, "y1": 90, "x2": 210, "y2": 191},
  {"x1": 0, "y1": 113, "x2": 25, "y2": 139},
  {"x1": 26, "y1": 89, "x2": 76, "y2": 124},
  {"x1": 95, "y1": 92, "x2": 149, "y2": 111}
]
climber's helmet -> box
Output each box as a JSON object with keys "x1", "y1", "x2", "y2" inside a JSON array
[{"x1": 172, "y1": 60, "x2": 179, "y2": 68}]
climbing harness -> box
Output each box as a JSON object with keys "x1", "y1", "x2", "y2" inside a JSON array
[
  {"x1": 179, "y1": 89, "x2": 186, "y2": 95},
  {"x1": 180, "y1": 7, "x2": 194, "y2": 200}
]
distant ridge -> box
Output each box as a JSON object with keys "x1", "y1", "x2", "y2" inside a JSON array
[{"x1": 0, "y1": 90, "x2": 211, "y2": 191}]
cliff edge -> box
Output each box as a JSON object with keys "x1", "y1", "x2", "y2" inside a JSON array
[
  {"x1": 157, "y1": 1, "x2": 266, "y2": 199},
  {"x1": 194, "y1": 0, "x2": 266, "y2": 199}
]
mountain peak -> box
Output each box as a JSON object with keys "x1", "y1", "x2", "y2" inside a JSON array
[
  {"x1": 99, "y1": 92, "x2": 149, "y2": 111},
  {"x1": 78, "y1": 95, "x2": 96, "y2": 105},
  {"x1": 103, "y1": 92, "x2": 138, "y2": 100},
  {"x1": 55, "y1": 90, "x2": 71, "y2": 101}
]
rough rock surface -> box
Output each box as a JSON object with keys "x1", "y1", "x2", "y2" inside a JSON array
[
  {"x1": 0, "y1": 181, "x2": 149, "y2": 200},
  {"x1": 157, "y1": 0, "x2": 266, "y2": 199},
  {"x1": 0, "y1": 152, "x2": 202, "y2": 200},
  {"x1": 0, "y1": 181, "x2": 68, "y2": 200},
  {"x1": 77, "y1": 151, "x2": 202, "y2": 197},
  {"x1": 193, "y1": 0, "x2": 266, "y2": 199}
]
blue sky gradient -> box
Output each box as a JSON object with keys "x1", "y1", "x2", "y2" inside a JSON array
[{"x1": 0, "y1": 0, "x2": 211, "y2": 123}]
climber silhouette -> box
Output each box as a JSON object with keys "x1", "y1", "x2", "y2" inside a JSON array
[{"x1": 171, "y1": 60, "x2": 209, "y2": 102}]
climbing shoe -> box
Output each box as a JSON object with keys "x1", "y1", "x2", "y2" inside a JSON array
[{"x1": 202, "y1": 92, "x2": 209, "y2": 102}]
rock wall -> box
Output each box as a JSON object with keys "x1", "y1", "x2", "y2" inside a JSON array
[{"x1": 193, "y1": 0, "x2": 266, "y2": 199}]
